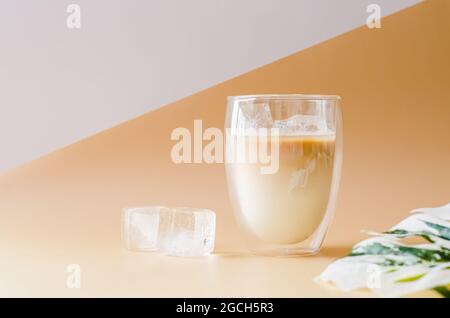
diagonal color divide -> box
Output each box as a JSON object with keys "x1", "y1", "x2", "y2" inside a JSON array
[{"x1": 0, "y1": 0, "x2": 422, "y2": 172}]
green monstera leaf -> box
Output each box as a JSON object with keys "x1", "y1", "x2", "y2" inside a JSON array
[{"x1": 316, "y1": 203, "x2": 450, "y2": 297}]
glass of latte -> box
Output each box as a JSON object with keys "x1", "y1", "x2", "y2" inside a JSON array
[{"x1": 225, "y1": 94, "x2": 342, "y2": 256}]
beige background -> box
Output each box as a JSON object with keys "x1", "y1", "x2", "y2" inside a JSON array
[{"x1": 0, "y1": 0, "x2": 449, "y2": 297}]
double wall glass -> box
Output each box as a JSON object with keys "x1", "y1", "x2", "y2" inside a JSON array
[{"x1": 225, "y1": 94, "x2": 342, "y2": 256}]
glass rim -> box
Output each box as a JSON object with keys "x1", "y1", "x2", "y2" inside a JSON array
[{"x1": 227, "y1": 94, "x2": 341, "y2": 102}]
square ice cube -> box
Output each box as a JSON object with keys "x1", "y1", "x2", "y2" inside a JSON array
[
  {"x1": 122, "y1": 206, "x2": 216, "y2": 257},
  {"x1": 158, "y1": 207, "x2": 216, "y2": 257},
  {"x1": 122, "y1": 206, "x2": 166, "y2": 251}
]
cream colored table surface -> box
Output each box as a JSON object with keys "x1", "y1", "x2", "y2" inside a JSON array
[
  {"x1": 0, "y1": 0, "x2": 448, "y2": 297},
  {"x1": 0, "y1": 242, "x2": 365, "y2": 298},
  {"x1": 0, "y1": 217, "x2": 437, "y2": 298}
]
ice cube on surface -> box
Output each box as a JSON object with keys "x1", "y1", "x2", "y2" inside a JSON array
[
  {"x1": 122, "y1": 206, "x2": 164, "y2": 251},
  {"x1": 273, "y1": 114, "x2": 329, "y2": 135},
  {"x1": 122, "y1": 206, "x2": 216, "y2": 257},
  {"x1": 158, "y1": 207, "x2": 216, "y2": 257}
]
